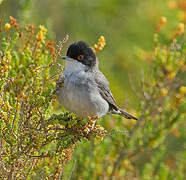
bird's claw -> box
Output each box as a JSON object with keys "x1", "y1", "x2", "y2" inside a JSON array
[{"x1": 81, "y1": 116, "x2": 99, "y2": 140}]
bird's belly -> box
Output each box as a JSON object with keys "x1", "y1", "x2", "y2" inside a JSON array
[{"x1": 57, "y1": 81, "x2": 109, "y2": 118}]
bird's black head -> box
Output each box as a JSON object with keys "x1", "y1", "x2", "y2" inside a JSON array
[{"x1": 66, "y1": 41, "x2": 96, "y2": 68}]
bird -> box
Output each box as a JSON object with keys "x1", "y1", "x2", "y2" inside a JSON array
[{"x1": 56, "y1": 41, "x2": 137, "y2": 121}]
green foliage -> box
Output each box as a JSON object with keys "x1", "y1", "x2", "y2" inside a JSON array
[{"x1": 0, "y1": 18, "x2": 107, "y2": 179}]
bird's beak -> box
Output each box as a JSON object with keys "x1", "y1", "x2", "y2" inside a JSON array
[{"x1": 61, "y1": 56, "x2": 69, "y2": 60}]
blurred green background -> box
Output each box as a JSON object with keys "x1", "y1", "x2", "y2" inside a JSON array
[
  {"x1": 1, "y1": 0, "x2": 186, "y2": 179},
  {"x1": 1, "y1": 0, "x2": 179, "y2": 107}
]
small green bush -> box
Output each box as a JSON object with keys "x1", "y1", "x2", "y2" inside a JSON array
[{"x1": 0, "y1": 17, "x2": 107, "y2": 179}]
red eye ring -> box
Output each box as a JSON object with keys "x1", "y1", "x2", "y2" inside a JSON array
[{"x1": 77, "y1": 55, "x2": 84, "y2": 61}]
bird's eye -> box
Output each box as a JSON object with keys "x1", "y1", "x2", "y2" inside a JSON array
[{"x1": 77, "y1": 55, "x2": 84, "y2": 61}]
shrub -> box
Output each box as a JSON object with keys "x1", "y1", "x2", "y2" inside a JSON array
[{"x1": 0, "y1": 17, "x2": 106, "y2": 179}]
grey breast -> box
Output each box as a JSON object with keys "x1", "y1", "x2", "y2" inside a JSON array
[{"x1": 57, "y1": 71, "x2": 109, "y2": 118}]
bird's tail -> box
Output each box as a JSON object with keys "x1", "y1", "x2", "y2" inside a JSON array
[{"x1": 118, "y1": 108, "x2": 138, "y2": 120}]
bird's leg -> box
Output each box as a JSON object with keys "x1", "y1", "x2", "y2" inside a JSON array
[
  {"x1": 88, "y1": 115, "x2": 99, "y2": 130},
  {"x1": 82, "y1": 116, "x2": 99, "y2": 140}
]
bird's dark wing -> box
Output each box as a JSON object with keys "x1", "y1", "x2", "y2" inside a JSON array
[
  {"x1": 94, "y1": 71, "x2": 118, "y2": 111},
  {"x1": 94, "y1": 70, "x2": 138, "y2": 120}
]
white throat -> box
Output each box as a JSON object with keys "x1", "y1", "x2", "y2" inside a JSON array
[{"x1": 65, "y1": 59, "x2": 88, "y2": 73}]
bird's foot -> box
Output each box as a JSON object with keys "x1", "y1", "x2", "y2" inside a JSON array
[
  {"x1": 88, "y1": 115, "x2": 100, "y2": 121},
  {"x1": 82, "y1": 116, "x2": 99, "y2": 140}
]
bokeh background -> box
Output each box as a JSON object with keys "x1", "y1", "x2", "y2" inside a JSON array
[
  {"x1": 1, "y1": 0, "x2": 176, "y2": 107},
  {"x1": 1, "y1": 0, "x2": 183, "y2": 105},
  {"x1": 1, "y1": 0, "x2": 186, "y2": 179}
]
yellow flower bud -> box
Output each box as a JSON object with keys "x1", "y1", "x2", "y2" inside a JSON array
[
  {"x1": 39, "y1": 25, "x2": 47, "y2": 33},
  {"x1": 4, "y1": 23, "x2": 11, "y2": 30},
  {"x1": 94, "y1": 44, "x2": 98, "y2": 49},
  {"x1": 36, "y1": 25, "x2": 47, "y2": 41},
  {"x1": 168, "y1": 0, "x2": 177, "y2": 9},
  {"x1": 179, "y1": 86, "x2": 186, "y2": 95},
  {"x1": 93, "y1": 35, "x2": 106, "y2": 53},
  {"x1": 36, "y1": 31, "x2": 44, "y2": 41},
  {"x1": 177, "y1": 23, "x2": 184, "y2": 35},
  {"x1": 99, "y1": 35, "x2": 105, "y2": 42},
  {"x1": 167, "y1": 71, "x2": 176, "y2": 80},
  {"x1": 160, "y1": 16, "x2": 167, "y2": 25},
  {"x1": 161, "y1": 88, "x2": 168, "y2": 97},
  {"x1": 178, "y1": 23, "x2": 184, "y2": 31}
]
